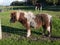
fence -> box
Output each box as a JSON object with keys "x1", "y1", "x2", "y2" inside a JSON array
[
  {"x1": 0, "y1": 6, "x2": 60, "y2": 12},
  {"x1": 0, "y1": 6, "x2": 35, "y2": 11}
]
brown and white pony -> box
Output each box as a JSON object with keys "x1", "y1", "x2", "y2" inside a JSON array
[{"x1": 10, "y1": 10, "x2": 52, "y2": 37}]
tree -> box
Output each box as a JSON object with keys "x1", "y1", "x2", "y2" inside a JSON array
[
  {"x1": 58, "y1": 0, "x2": 60, "y2": 5},
  {"x1": 10, "y1": 1, "x2": 26, "y2": 6},
  {"x1": 27, "y1": 0, "x2": 38, "y2": 5},
  {"x1": 46, "y1": 0, "x2": 58, "y2": 6},
  {"x1": 53, "y1": 0, "x2": 58, "y2": 6},
  {"x1": 31, "y1": 0, "x2": 37, "y2": 5}
]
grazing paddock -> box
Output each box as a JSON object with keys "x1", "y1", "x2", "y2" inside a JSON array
[{"x1": 0, "y1": 10, "x2": 60, "y2": 45}]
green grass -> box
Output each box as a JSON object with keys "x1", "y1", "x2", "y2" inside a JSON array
[{"x1": 0, "y1": 10, "x2": 60, "y2": 45}]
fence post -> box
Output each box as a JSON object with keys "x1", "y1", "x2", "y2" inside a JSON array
[{"x1": 0, "y1": 19, "x2": 2, "y2": 39}]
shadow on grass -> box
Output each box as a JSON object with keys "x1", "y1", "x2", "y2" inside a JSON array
[
  {"x1": 2, "y1": 25, "x2": 42, "y2": 37},
  {"x1": 2, "y1": 25, "x2": 60, "y2": 40}
]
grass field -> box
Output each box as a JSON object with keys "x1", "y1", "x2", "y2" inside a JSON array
[{"x1": 0, "y1": 10, "x2": 60, "y2": 45}]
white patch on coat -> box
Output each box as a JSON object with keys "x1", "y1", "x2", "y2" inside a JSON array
[
  {"x1": 27, "y1": 29, "x2": 31, "y2": 37},
  {"x1": 47, "y1": 14, "x2": 52, "y2": 22},
  {"x1": 28, "y1": 11, "x2": 36, "y2": 18},
  {"x1": 30, "y1": 20, "x2": 37, "y2": 28},
  {"x1": 16, "y1": 11, "x2": 20, "y2": 21},
  {"x1": 16, "y1": 10, "x2": 26, "y2": 21},
  {"x1": 24, "y1": 11, "x2": 35, "y2": 21},
  {"x1": 24, "y1": 11, "x2": 37, "y2": 28},
  {"x1": 35, "y1": 6, "x2": 37, "y2": 10},
  {"x1": 47, "y1": 26, "x2": 50, "y2": 32}
]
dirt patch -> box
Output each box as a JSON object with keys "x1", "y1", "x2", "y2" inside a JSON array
[{"x1": 2, "y1": 32, "x2": 60, "y2": 41}]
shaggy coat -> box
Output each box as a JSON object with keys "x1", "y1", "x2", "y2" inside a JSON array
[{"x1": 10, "y1": 10, "x2": 52, "y2": 37}]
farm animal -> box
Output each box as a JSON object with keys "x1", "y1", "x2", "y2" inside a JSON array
[{"x1": 10, "y1": 10, "x2": 52, "y2": 37}]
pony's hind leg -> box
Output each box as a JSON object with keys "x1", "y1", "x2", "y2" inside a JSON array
[
  {"x1": 43, "y1": 25, "x2": 51, "y2": 37},
  {"x1": 47, "y1": 26, "x2": 51, "y2": 37},
  {"x1": 42, "y1": 26, "x2": 46, "y2": 37},
  {"x1": 47, "y1": 20, "x2": 52, "y2": 37}
]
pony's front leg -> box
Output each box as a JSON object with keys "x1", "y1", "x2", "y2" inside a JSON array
[
  {"x1": 27, "y1": 29, "x2": 31, "y2": 37},
  {"x1": 26, "y1": 21, "x2": 31, "y2": 37}
]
